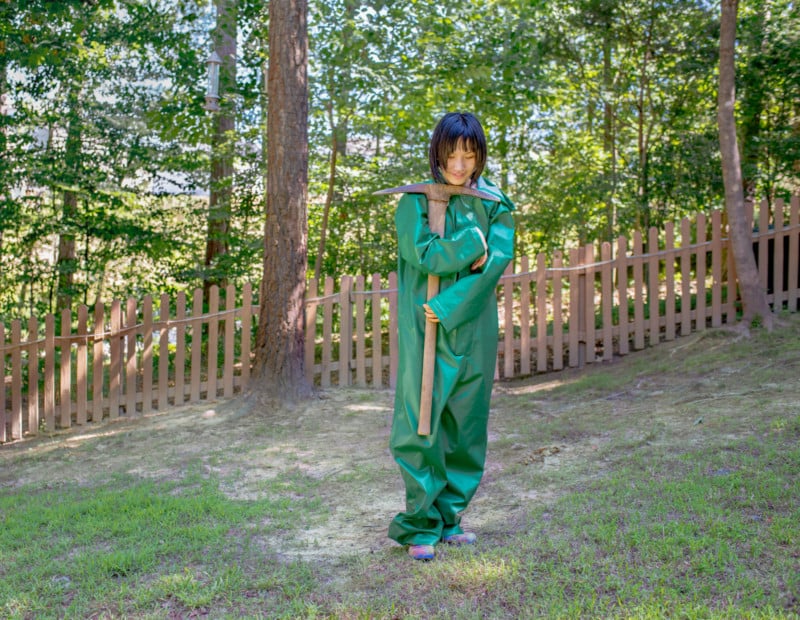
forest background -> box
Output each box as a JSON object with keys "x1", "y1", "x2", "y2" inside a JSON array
[{"x1": 1, "y1": 0, "x2": 799, "y2": 325}]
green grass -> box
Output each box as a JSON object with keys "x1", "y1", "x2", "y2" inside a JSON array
[{"x1": 1, "y1": 314, "x2": 799, "y2": 618}]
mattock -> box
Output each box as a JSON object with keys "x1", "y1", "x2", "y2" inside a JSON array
[{"x1": 374, "y1": 182, "x2": 500, "y2": 435}]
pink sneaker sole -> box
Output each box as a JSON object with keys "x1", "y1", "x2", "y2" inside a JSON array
[
  {"x1": 408, "y1": 544, "x2": 436, "y2": 560},
  {"x1": 442, "y1": 532, "x2": 477, "y2": 545}
]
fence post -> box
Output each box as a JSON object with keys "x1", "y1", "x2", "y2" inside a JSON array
[
  {"x1": 773, "y1": 199, "x2": 786, "y2": 310},
  {"x1": 158, "y1": 294, "x2": 170, "y2": 410},
  {"x1": 190, "y1": 289, "x2": 203, "y2": 403},
  {"x1": 711, "y1": 210, "x2": 723, "y2": 327},
  {"x1": 648, "y1": 228, "x2": 660, "y2": 347},
  {"x1": 633, "y1": 230, "x2": 645, "y2": 350}
]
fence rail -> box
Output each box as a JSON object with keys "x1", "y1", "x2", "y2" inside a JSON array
[{"x1": 2, "y1": 197, "x2": 799, "y2": 443}]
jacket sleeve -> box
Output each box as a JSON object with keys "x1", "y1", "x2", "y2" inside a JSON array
[
  {"x1": 427, "y1": 191, "x2": 515, "y2": 332},
  {"x1": 395, "y1": 192, "x2": 487, "y2": 277}
]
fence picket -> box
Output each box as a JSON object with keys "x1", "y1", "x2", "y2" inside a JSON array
[
  {"x1": 680, "y1": 218, "x2": 692, "y2": 335},
  {"x1": 519, "y1": 256, "x2": 531, "y2": 375},
  {"x1": 60, "y1": 308, "x2": 72, "y2": 428},
  {"x1": 224, "y1": 284, "x2": 235, "y2": 398},
  {"x1": 773, "y1": 199, "x2": 786, "y2": 309},
  {"x1": 305, "y1": 278, "x2": 318, "y2": 384},
  {"x1": 190, "y1": 289, "x2": 202, "y2": 403},
  {"x1": 664, "y1": 223, "x2": 676, "y2": 341},
  {"x1": 158, "y1": 294, "x2": 169, "y2": 410},
  {"x1": 27, "y1": 316, "x2": 39, "y2": 435},
  {"x1": 11, "y1": 320, "x2": 22, "y2": 439},
  {"x1": 355, "y1": 275, "x2": 367, "y2": 387},
  {"x1": 1, "y1": 324, "x2": 5, "y2": 442},
  {"x1": 77, "y1": 306, "x2": 88, "y2": 424},
  {"x1": 696, "y1": 213, "x2": 707, "y2": 331},
  {"x1": 321, "y1": 276, "x2": 334, "y2": 388},
  {"x1": 711, "y1": 211, "x2": 723, "y2": 327},
  {"x1": 648, "y1": 228, "x2": 660, "y2": 347},
  {"x1": 93, "y1": 301, "x2": 104, "y2": 421},
  {"x1": 601, "y1": 242, "x2": 613, "y2": 361},
  {"x1": 142, "y1": 296, "x2": 153, "y2": 413},
  {"x1": 174, "y1": 293, "x2": 186, "y2": 405},
  {"x1": 109, "y1": 300, "x2": 121, "y2": 420},
  {"x1": 44, "y1": 314, "x2": 55, "y2": 431},
  {"x1": 790, "y1": 197, "x2": 800, "y2": 309},
  {"x1": 616, "y1": 237, "x2": 629, "y2": 355},
  {"x1": 632, "y1": 232, "x2": 645, "y2": 350},
  {"x1": 339, "y1": 276, "x2": 353, "y2": 387},
  {"x1": 552, "y1": 251, "x2": 564, "y2": 370},
  {"x1": 207, "y1": 285, "x2": 219, "y2": 400},
  {"x1": 536, "y1": 253, "x2": 548, "y2": 372},
  {"x1": 388, "y1": 272, "x2": 398, "y2": 388},
  {"x1": 371, "y1": 274, "x2": 383, "y2": 388},
  {"x1": 240, "y1": 283, "x2": 252, "y2": 390}
]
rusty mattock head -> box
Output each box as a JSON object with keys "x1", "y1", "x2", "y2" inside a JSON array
[{"x1": 373, "y1": 182, "x2": 500, "y2": 205}]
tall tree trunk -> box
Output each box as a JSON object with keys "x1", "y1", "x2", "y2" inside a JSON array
[
  {"x1": 56, "y1": 87, "x2": 83, "y2": 312},
  {"x1": 314, "y1": 103, "x2": 338, "y2": 282},
  {"x1": 602, "y1": 23, "x2": 616, "y2": 243},
  {"x1": 251, "y1": 0, "x2": 312, "y2": 401},
  {"x1": 718, "y1": 0, "x2": 774, "y2": 330},
  {"x1": 204, "y1": 0, "x2": 237, "y2": 298}
]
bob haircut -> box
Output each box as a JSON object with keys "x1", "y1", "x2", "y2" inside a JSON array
[{"x1": 429, "y1": 112, "x2": 487, "y2": 185}]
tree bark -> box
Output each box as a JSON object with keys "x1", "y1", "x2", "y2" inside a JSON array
[
  {"x1": 718, "y1": 0, "x2": 774, "y2": 330},
  {"x1": 204, "y1": 0, "x2": 237, "y2": 299},
  {"x1": 251, "y1": 0, "x2": 312, "y2": 401},
  {"x1": 56, "y1": 86, "x2": 83, "y2": 312}
]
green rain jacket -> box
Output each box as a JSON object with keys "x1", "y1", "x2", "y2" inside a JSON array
[{"x1": 389, "y1": 176, "x2": 515, "y2": 546}]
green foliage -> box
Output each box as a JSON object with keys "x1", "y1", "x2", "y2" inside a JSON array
[{"x1": 1, "y1": 0, "x2": 798, "y2": 321}]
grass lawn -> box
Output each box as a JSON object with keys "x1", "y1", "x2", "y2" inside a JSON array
[{"x1": 1, "y1": 313, "x2": 799, "y2": 619}]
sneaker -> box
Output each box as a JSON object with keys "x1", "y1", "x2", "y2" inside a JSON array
[
  {"x1": 408, "y1": 544, "x2": 436, "y2": 561},
  {"x1": 442, "y1": 532, "x2": 477, "y2": 545}
]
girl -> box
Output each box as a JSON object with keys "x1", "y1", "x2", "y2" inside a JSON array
[{"x1": 389, "y1": 112, "x2": 516, "y2": 560}]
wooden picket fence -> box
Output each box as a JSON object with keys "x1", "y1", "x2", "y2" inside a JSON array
[{"x1": 2, "y1": 197, "x2": 799, "y2": 443}]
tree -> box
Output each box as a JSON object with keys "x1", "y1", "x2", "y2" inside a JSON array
[
  {"x1": 718, "y1": 0, "x2": 775, "y2": 330},
  {"x1": 203, "y1": 0, "x2": 237, "y2": 298},
  {"x1": 251, "y1": 0, "x2": 313, "y2": 401}
]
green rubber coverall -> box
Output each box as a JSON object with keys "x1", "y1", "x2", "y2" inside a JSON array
[{"x1": 388, "y1": 177, "x2": 515, "y2": 546}]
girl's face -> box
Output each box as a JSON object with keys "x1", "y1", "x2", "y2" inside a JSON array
[{"x1": 441, "y1": 140, "x2": 477, "y2": 186}]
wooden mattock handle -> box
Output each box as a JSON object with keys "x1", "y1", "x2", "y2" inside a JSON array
[{"x1": 418, "y1": 197, "x2": 448, "y2": 436}]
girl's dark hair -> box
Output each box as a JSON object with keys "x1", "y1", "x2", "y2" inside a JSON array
[{"x1": 428, "y1": 112, "x2": 487, "y2": 184}]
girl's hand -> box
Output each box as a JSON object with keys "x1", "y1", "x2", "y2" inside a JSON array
[
  {"x1": 423, "y1": 303, "x2": 440, "y2": 323},
  {"x1": 471, "y1": 253, "x2": 487, "y2": 271}
]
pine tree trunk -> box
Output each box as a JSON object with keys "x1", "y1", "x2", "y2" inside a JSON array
[
  {"x1": 204, "y1": 0, "x2": 237, "y2": 298},
  {"x1": 251, "y1": 0, "x2": 312, "y2": 401},
  {"x1": 718, "y1": 0, "x2": 774, "y2": 330}
]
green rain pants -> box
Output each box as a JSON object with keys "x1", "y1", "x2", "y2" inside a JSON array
[{"x1": 388, "y1": 178, "x2": 515, "y2": 547}]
